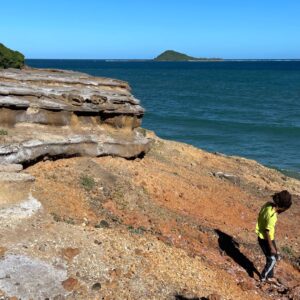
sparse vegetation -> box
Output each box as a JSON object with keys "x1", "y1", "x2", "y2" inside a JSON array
[
  {"x1": 0, "y1": 129, "x2": 8, "y2": 135},
  {"x1": 50, "y1": 212, "x2": 76, "y2": 225},
  {"x1": 50, "y1": 212, "x2": 61, "y2": 222},
  {"x1": 137, "y1": 127, "x2": 147, "y2": 137},
  {"x1": 80, "y1": 175, "x2": 95, "y2": 191},
  {"x1": 281, "y1": 245, "x2": 294, "y2": 257},
  {"x1": 64, "y1": 217, "x2": 76, "y2": 225},
  {"x1": 128, "y1": 225, "x2": 147, "y2": 235}
]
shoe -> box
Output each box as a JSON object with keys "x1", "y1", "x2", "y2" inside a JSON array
[{"x1": 266, "y1": 278, "x2": 281, "y2": 286}]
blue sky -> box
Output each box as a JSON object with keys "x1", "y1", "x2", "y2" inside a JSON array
[{"x1": 1, "y1": 0, "x2": 299, "y2": 59}]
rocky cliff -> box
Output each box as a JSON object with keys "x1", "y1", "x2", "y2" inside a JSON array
[
  {"x1": 0, "y1": 68, "x2": 151, "y2": 165},
  {"x1": 0, "y1": 69, "x2": 299, "y2": 300}
]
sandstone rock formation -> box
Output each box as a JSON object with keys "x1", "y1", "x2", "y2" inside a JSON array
[{"x1": 0, "y1": 68, "x2": 151, "y2": 165}]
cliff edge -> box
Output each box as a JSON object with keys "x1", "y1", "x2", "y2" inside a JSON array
[{"x1": 0, "y1": 69, "x2": 299, "y2": 300}]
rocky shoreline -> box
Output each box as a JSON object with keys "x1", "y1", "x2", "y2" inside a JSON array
[{"x1": 0, "y1": 69, "x2": 299, "y2": 299}]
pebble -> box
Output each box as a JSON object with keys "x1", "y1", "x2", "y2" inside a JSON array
[{"x1": 91, "y1": 282, "x2": 101, "y2": 291}]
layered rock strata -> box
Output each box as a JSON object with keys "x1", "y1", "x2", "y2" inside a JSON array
[{"x1": 0, "y1": 68, "x2": 151, "y2": 164}]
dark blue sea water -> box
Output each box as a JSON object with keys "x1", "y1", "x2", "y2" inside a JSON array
[{"x1": 26, "y1": 60, "x2": 300, "y2": 178}]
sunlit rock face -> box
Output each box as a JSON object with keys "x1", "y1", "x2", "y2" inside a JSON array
[{"x1": 0, "y1": 68, "x2": 151, "y2": 164}]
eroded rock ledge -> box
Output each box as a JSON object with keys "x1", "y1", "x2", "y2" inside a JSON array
[{"x1": 0, "y1": 68, "x2": 151, "y2": 165}]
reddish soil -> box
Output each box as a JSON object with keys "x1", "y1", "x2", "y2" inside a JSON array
[{"x1": 23, "y1": 131, "x2": 300, "y2": 299}]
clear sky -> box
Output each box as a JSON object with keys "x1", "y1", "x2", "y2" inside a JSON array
[{"x1": 1, "y1": 0, "x2": 299, "y2": 59}]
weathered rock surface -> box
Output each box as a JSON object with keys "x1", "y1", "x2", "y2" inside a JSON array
[
  {"x1": 0, "y1": 164, "x2": 23, "y2": 172},
  {"x1": 0, "y1": 131, "x2": 298, "y2": 299},
  {"x1": 0, "y1": 254, "x2": 68, "y2": 299},
  {"x1": 0, "y1": 163, "x2": 40, "y2": 227},
  {"x1": 0, "y1": 68, "x2": 151, "y2": 164},
  {"x1": 0, "y1": 163, "x2": 35, "y2": 206}
]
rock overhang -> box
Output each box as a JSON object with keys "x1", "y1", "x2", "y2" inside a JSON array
[{"x1": 0, "y1": 68, "x2": 152, "y2": 165}]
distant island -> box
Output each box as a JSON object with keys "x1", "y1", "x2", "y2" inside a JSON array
[
  {"x1": 154, "y1": 50, "x2": 223, "y2": 61},
  {"x1": 0, "y1": 43, "x2": 25, "y2": 69}
]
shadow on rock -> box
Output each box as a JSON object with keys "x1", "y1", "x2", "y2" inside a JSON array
[
  {"x1": 175, "y1": 295, "x2": 207, "y2": 300},
  {"x1": 215, "y1": 229, "x2": 260, "y2": 278}
]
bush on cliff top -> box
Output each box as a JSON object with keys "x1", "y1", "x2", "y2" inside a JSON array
[{"x1": 0, "y1": 43, "x2": 25, "y2": 69}]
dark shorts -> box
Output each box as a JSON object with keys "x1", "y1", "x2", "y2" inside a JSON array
[{"x1": 258, "y1": 237, "x2": 277, "y2": 256}]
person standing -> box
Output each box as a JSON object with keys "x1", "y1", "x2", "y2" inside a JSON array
[{"x1": 256, "y1": 190, "x2": 292, "y2": 283}]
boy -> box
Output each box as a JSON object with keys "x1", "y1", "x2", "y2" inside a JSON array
[{"x1": 256, "y1": 190, "x2": 292, "y2": 283}]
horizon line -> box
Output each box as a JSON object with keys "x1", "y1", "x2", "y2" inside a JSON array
[{"x1": 25, "y1": 58, "x2": 300, "y2": 61}]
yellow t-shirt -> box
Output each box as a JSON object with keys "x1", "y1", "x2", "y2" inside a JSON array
[{"x1": 256, "y1": 202, "x2": 277, "y2": 240}]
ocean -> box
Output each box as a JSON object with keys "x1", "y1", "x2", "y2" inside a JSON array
[{"x1": 26, "y1": 60, "x2": 300, "y2": 178}]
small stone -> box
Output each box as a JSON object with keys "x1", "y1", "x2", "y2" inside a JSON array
[
  {"x1": 38, "y1": 244, "x2": 47, "y2": 252},
  {"x1": 277, "y1": 277, "x2": 289, "y2": 287},
  {"x1": 213, "y1": 171, "x2": 239, "y2": 185},
  {"x1": 238, "y1": 280, "x2": 256, "y2": 291},
  {"x1": 62, "y1": 277, "x2": 79, "y2": 291},
  {"x1": 208, "y1": 293, "x2": 222, "y2": 300},
  {"x1": 91, "y1": 282, "x2": 101, "y2": 291},
  {"x1": 109, "y1": 268, "x2": 121, "y2": 279},
  {"x1": 95, "y1": 220, "x2": 109, "y2": 228},
  {"x1": 62, "y1": 248, "x2": 80, "y2": 261},
  {"x1": 134, "y1": 249, "x2": 143, "y2": 255},
  {"x1": 0, "y1": 247, "x2": 7, "y2": 257}
]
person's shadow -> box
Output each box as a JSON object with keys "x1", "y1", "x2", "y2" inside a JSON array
[
  {"x1": 215, "y1": 229, "x2": 260, "y2": 278},
  {"x1": 175, "y1": 296, "x2": 207, "y2": 300}
]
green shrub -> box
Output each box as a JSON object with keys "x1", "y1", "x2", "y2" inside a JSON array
[
  {"x1": 281, "y1": 245, "x2": 293, "y2": 256},
  {"x1": 0, "y1": 129, "x2": 8, "y2": 135},
  {"x1": 80, "y1": 175, "x2": 95, "y2": 191},
  {"x1": 128, "y1": 225, "x2": 146, "y2": 235},
  {"x1": 0, "y1": 43, "x2": 25, "y2": 69},
  {"x1": 50, "y1": 212, "x2": 61, "y2": 222}
]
